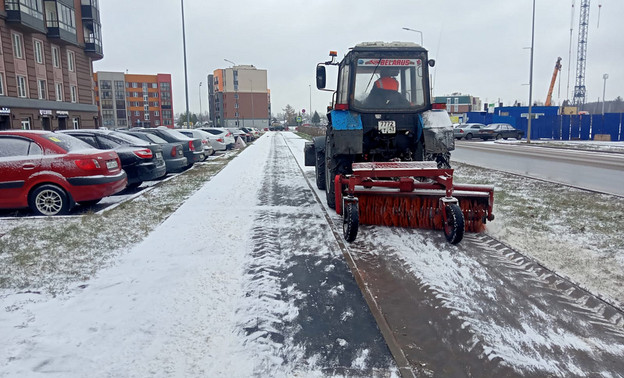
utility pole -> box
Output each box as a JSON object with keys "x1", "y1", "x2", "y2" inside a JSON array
[
  {"x1": 180, "y1": 0, "x2": 190, "y2": 128},
  {"x1": 199, "y1": 82, "x2": 202, "y2": 123},
  {"x1": 527, "y1": 0, "x2": 536, "y2": 143}
]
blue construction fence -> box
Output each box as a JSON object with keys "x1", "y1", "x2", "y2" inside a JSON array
[{"x1": 465, "y1": 108, "x2": 624, "y2": 141}]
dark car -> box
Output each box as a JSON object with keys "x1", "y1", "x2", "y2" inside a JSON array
[
  {"x1": 133, "y1": 127, "x2": 203, "y2": 168},
  {"x1": 454, "y1": 123, "x2": 485, "y2": 140},
  {"x1": 120, "y1": 130, "x2": 188, "y2": 173},
  {"x1": 478, "y1": 123, "x2": 524, "y2": 141},
  {"x1": 59, "y1": 129, "x2": 167, "y2": 188},
  {"x1": 0, "y1": 130, "x2": 127, "y2": 216}
]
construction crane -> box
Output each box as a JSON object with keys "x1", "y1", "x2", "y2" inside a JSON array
[
  {"x1": 573, "y1": 0, "x2": 590, "y2": 107},
  {"x1": 545, "y1": 57, "x2": 562, "y2": 106}
]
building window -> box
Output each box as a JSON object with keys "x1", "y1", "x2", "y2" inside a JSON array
[
  {"x1": 152, "y1": 83, "x2": 157, "y2": 89},
  {"x1": 132, "y1": 82, "x2": 138, "y2": 88},
  {"x1": 134, "y1": 111, "x2": 140, "y2": 116},
  {"x1": 38, "y1": 79, "x2": 47, "y2": 99},
  {"x1": 154, "y1": 111, "x2": 160, "y2": 117},
  {"x1": 0, "y1": 73, "x2": 5, "y2": 96},
  {"x1": 150, "y1": 92, "x2": 158, "y2": 98},
  {"x1": 67, "y1": 50, "x2": 75, "y2": 72},
  {"x1": 144, "y1": 113, "x2": 150, "y2": 121},
  {"x1": 52, "y1": 45, "x2": 60, "y2": 68},
  {"x1": 55, "y1": 82, "x2": 63, "y2": 101},
  {"x1": 21, "y1": 118, "x2": 31, "y2": 130},
  {"x1": 72, "y1": 117, "x2": 80, "y2": 129},
  {"x1": 34, "y1": 40, "x2": 44, "y2": 64},
  {"x1": 17, "y1": 75, "x2": 28, "y2": 98},
  {"x1": 12, "y1": 33, "x2": 23, "y2": 59},
  {"x1": 70, "y1": 85, "x2": 77, "y2": 102}
]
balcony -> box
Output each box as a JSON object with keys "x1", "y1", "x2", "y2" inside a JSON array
[
  {"x1": 84, "y1": 34, "x2": 103, "y2": 60},
  {"x1": 5, "y1": 1, "x2": 46, "y2": 33},
  {"x1": 46, "y1": 19, "x2": 78, "y2": 45},
  {"x1": 80, "y1": 3, "x2": 99, "y2": 22}
]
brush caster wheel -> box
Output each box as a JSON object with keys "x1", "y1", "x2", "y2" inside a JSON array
[
  {"x1": 343, "y1": 200, "x2": 359, "y2": 243},
  {"x1": 443, "y1": 203, "x2": 465, "y2": 244}
]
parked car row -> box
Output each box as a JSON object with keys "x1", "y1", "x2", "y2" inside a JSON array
[
  {"x1": 454, "y1": 123, "x2": 524, "y2": 141},
  {"x1": 0, "y1": 126, "x2": 220, "y2": 216},
  {"x1": 0, "y1": 130, "x2": 128, "y2": 216}
]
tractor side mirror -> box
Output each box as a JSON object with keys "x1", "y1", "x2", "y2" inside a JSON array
[
  {"x1": 428, "y1": 59, "x2": 436, "y2": 68},
  {"x1": 316, "y1": 65, "x2": 326, "y2": 89}
]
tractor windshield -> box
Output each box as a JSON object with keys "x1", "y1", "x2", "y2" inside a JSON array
[{"x1": 353, "y1": 57, "x2": 427, "y2": 111}]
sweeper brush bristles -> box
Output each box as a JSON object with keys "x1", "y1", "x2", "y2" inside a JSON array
[{"x1": 357, "y1": 194, "x2": 488, "y2": 233}]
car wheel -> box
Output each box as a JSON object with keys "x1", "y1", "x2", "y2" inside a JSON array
[
  {"x1": 465, "y1": 133, "x2": 473, "y2": 140},
  {"x1": 29, "y1": 184, "x2": 71, "y2": 216},
  {"x1": 126, "y1": 181, "x2": 143, "y2": 189},
  {"x1": 516, "y1": 133, "x2": 522, "y2": 140},
  {"x1": 495, "y1": 134, "x2": 502, "y2": 140},
  {"x1": 78, "y1": 199, "x2": 101, "y2": 207}
]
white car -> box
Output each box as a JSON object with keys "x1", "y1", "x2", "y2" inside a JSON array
[
  {"x1": 178, "y1": 129, "x2": 214, "y2": 159},
  {"x1": 200, "y1": 127, "x2": 235, "y2": 150}
]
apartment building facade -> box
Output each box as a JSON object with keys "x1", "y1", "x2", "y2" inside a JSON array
[
  {"x1": 94, "y1": 72, "x2": 174, "y2": 128},
  {"x1": 0, "y1": 0, "x2": 102, "y2": 130},
  {"x1": 208, "y1": 64, "x2": 270, "y2": 128},
  {"x1": 433, "y1": 93, "x2": 482, "y2": 115}
]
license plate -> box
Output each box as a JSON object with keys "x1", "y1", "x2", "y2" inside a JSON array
[
  {"x1": 378, "y1": 120, "x2": 396, "y2": 134},
  {"x1": 106, "y1": 160, "x2": 118, "y2": 169},
  {"x1": 156, "y1": 152, "x2": 162, "y2": 160}
]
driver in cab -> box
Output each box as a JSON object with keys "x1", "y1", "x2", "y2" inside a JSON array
[{"x1": 364, "y1": 68, "x2": 411, "y2": 109}]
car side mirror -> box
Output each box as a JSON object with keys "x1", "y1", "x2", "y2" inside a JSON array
[
  {"x1": 316, "y1": 65, "x2": 326, "y2": 89},
  {"x1": 428, "y1": 59, "x2": 435, "y2": 67}
]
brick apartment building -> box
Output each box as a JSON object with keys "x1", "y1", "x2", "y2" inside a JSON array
[
  {"x1": 208, "y1": 64, "x2": 270, "y2": 128},
  {"x1": 93, "y1": 72, "x2": 174, "y2": 128},
  {"x1": 0, "y1": 0, "x2": 102, "y2": 130}
]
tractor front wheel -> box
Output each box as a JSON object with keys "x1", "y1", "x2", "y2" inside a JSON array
[
  {"x1": 343, "y1": 200, "x2": 359, "y2": 242},
  {"x1": 443, "y1": 203, "x2": 465, "y2": 244}
]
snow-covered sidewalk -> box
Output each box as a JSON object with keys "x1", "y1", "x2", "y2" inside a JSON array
[{"x1": 1, "y1": 132, "x2": 395, "y2": 377}]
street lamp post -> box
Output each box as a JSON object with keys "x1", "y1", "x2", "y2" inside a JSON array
[
  {"x1": 602, "y1": 74, "x2": 609, "y2": 115},
  {"x1": 527, "y1": 0, "x2": 536, "y2": 144},
  {"x1": 198, "y1": 82, "x2": 202, "y2": 124},
  {"x1": 402, "y1": 27, "x2": 424, "y2": 46},
  {"x1": 224, "y1": 59, "x2": 238, "y2": 127},
  {"x1": 249, "y1": 79, "x2": 254, "y2": 127},
  {"x1": 180, "y1": 0, "x2": 190, "y2": 128}
]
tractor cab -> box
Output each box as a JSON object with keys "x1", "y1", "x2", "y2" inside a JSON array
[{"x1": 317, "y1": 42, "x2": 434, "y2": 114}]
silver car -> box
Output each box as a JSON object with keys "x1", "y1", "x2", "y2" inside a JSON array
[
  {"x1": 454, "y1": 123, "x2": 486, "y2": 140},
  {"x1": 200, "y1": 127, "x2": 236, "y2": 150},
  {"x1": 178, "y1": 129, "x2": 215, "y2": 159}
]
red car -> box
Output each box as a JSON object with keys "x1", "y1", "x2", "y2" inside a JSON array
[{"x1": 0, "y1": 130, "x2": 127, "y2": 216}]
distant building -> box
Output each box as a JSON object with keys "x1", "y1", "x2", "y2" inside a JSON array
[
  {"x1": 93, "y1": 72, "x2": 174, "y2": 128},
  {"x1": 0, "y1": 0, "x2": 103, "y2": 130},
  {"x1": 209, "y1": 65, "x2": 270, "y2": 128},
  {"x1": 433, "y1": 94, "x2": 482, "y2": 115}
]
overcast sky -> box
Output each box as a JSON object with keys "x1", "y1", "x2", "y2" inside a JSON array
[{"x1": 93, "y1": 0, "x2": 623, "y2": 117}]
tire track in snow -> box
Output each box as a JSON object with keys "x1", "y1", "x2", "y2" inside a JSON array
[{"x1": 238, "y1": 133, "x2": 397, "y2": 376}]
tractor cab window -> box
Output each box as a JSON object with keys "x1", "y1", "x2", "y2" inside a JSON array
[{"x1": 353, "y1": 57, "x2": 426, "y2": 111}]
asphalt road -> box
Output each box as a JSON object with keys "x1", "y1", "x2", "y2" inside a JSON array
[{"x1": 451, "y1": 141, "x2": 624, "y2": 196}]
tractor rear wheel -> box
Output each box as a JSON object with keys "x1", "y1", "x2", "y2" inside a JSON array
[
  {"x1": 443, "y1": 203, "x2": 465, "y2": 244},
  {"x1": 315, "y1": 148, "x2": 326, "y2": 190},
  {"x1": 343, "y1": 201, "x2": 359, "y2": 242},
  {"x1": 325, "y1": 137, "x2": 336, "y2": 209}
]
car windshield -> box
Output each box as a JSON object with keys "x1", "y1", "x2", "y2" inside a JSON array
[
  {"x1": 353, "y1": 56, "x2": 426, "y2": 110},
  {"x1": 164, "y1": 129, "x2": 192, "y2": 140},
  {"x1": 110, "y1": 131, "x2": 149, "y2": 145},
  {"x1": 46, "y1": 133, "x2": 94, "y2": 152},
  {"x1": 140, "y1": 133, "x2": 167, "y2": 144}
]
